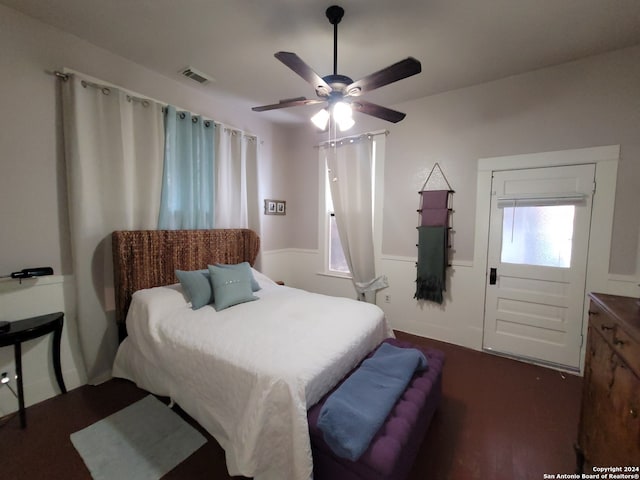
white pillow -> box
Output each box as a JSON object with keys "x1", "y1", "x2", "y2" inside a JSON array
[{"x1": 250, "y1": 268, "x2": 278, "y2": 288}]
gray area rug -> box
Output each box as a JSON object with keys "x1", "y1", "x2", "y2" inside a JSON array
[{"x1": 71, "y1": 395, "x2": 207, "y2": 480}]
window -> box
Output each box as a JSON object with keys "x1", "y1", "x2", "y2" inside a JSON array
[
  {"x1": 325, "y1": 166, "x2": 350, "y2": 275},
  {"x1": 501, "y1": 205, "x2": 576, "y2": 268},
  {"x1": 319, "y1": 135, "x2": 385, "y2": 277},
  {"x1": 328, "y1": 214, "x2": 349, "y2": 273}
]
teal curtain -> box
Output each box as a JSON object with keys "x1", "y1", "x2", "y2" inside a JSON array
[{"x1": 158, "y1": 105, "x2": 216, "y2": 229}]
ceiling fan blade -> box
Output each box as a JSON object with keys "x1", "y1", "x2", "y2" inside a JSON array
[
  {"x1": 351, "y1": 100, "x2": 406, "y2": 123},
  {"x1": 345, "y1": 57, "x2": 421, "y2": 96},
  {"x1": 274, "y1": 52, "x2": 332, "y2": 96},
  {"x1": 252, "y1": 97, "x2": 325, "y2": 112}
]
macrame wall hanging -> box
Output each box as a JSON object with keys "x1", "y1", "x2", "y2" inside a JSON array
[{"x1": 415, "y1": 163, "x2": 453, "y2": 304}]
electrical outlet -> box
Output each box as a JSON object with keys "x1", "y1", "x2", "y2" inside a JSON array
[{"x1": 384, "y1": 294, "x2": 391, "y2": 303}]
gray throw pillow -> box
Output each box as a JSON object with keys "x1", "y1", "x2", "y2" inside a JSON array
[
  {"x1": 175, "y1": 269, "x2": 212, "y2": 310},
  {"x1": 215, "y1": 262, "x2": 261, "y2": 291},
  {"x1": 208, "y1": 265, "x2": 258, "y2": 311}
]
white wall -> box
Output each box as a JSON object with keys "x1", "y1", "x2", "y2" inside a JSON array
[
  {"x1": 289, "y1": 45, "x2": 640, "y2": 275},
  {"x1": 264, "y1": 44, "x2": 640, "y2": 363},
  {"x1": 0, "y1": 4, "x2": 290, "y2": 412},
  {"x1": 381, "y1": 45, "x2": 640, "y2": 273},
  {"x1": 0, "y1": 4, "x2": 288, "y2": 276}
]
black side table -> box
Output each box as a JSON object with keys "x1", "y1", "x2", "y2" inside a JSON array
[{"x1": 0, "y1": 312, "x2": 67, "y2": 427}]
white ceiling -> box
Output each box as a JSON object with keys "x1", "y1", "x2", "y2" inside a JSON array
[{"x1": 4, "y1": 0, "x2": 640, "y2": 123}]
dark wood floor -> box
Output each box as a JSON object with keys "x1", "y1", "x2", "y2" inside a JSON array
[{"x1": 0, "y1": 331, "x2": 582, "y2": 480}]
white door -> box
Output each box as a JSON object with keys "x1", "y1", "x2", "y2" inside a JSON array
[{"x1": 483, "y1": 164, "x2": 595, "y2": 370}]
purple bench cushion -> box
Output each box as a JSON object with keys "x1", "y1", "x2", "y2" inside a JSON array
[{"x1": 308, "y1": 338, "x2": 445, "y2": 480}]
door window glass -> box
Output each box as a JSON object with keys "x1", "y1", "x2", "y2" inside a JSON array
[{"x1": 501, "y1": 205, "x2": 575, "y2": 267}]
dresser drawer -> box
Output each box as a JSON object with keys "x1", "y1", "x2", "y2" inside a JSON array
[
  {"x1": 588, "y1": 300, "x2": 617, "y2": 342},
  {"x1": 589, "y1": 300, "x2": 640, "y2": 375},
  {"x1": 611, "y1": 324, "x2": 640, "y2": 375}
]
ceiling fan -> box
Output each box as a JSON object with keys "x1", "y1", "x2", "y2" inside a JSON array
[{"x1": 251, "y1": 5, "x2": 422, "y2": 129}]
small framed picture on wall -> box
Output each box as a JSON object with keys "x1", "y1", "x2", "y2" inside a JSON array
[{"x1": 264, "y1": 199, "x2": 286, "y2": 215}]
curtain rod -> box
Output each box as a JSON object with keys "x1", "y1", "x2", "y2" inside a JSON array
[
  {"x1": 315, "y1": 129, "x2": 388, "y2": 149},
  {"x1": 49, "y1": 69, "x2": 259, "y2": 141}
]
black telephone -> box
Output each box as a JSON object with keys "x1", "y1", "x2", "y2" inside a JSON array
[{"x1": 2, "y1": 267, "x2": 54, "y2": 279}]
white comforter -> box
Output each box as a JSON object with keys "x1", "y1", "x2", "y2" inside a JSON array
[{"x1": 113, "y1": 273, "x2": 392, "y2": 480}]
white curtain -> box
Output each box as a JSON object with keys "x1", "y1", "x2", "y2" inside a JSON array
[
  {"x1": 324, "y1": 136, "x2": 388, "y2": 303},
  {"x1": 215, "y1": 126, "x2": 260, "y2": 233},
  {"x1": 62, "y1": 74, "x2": 164, "y2": 383}
]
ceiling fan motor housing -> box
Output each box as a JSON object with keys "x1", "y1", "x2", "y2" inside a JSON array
[{"x1": 319, "y1": 74, "x2": 354, "y2": 97}]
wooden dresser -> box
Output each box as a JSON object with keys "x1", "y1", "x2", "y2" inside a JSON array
[{"x1": 577, "y1": 293, "x2": 640, "y2": 470}]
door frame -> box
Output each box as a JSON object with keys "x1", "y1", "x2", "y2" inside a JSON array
[{"x1": 474, "y1": 145, "x2": 619, "y2": 374}]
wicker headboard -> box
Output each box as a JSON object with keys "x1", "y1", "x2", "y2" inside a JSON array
[{"x1": 112, "y1": 229, "x2": 260, "y2": 340}]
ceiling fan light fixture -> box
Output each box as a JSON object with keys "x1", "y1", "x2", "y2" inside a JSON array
[
  {"x1": 332, "y1": 100, "x2": 351, "y2": 120},
  {"x1": 337, "y1": 115, "x2": 355, "y2": 132},
  {"x1": 311, "y1": 108, "x2": 330, "y2": 130},
  {"x1": 333, "y1": 101, "x2": 354, "y2": 131}
]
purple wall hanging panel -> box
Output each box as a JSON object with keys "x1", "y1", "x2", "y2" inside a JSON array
[
  {"x1": 419, "y1": 206, "x2": 449, "y2": 227},
  {"x1": 418, "y1": 189, "x2": 449, "y2": 209}
]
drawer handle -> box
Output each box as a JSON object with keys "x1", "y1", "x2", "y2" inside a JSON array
[
  {"x1": 631, "y1": 407, "x2": 638, "y2": 419},
  {"x1": 600, "y1": 324, "x2": 614, "y2": 331},
  {"x1": 588, "y1": 310, "x2": 599, "y2": 315},
  {"x1": 613, "y1": 337, "x2": 626, "y2": 347}
]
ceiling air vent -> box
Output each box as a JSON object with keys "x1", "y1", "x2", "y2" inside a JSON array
[{"x1": 180, "y1": 66, "x2": 213, "y2": 85}]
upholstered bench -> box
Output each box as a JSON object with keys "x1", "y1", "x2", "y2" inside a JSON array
[{"x1": 308, "y1": 338, "x2": 444, "y2": 480}]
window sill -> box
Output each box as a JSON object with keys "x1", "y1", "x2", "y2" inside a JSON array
[{"x1": 316, "y1": 271, "x2": 352, "y2": 280}]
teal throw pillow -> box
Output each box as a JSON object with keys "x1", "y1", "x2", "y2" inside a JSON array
[
  {"x1": 215, "y1": 262, "x2": 261, "y2": 291},
  {"x1": 208, "y1": 265, "x2": 258, "y2": 311},
  {"x1": 176, "y1": 269, "x2": 212, "y2": 310}
]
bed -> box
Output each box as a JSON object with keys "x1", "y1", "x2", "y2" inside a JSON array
[{"x1": 110, "y1": 229, "x2": 393, "y2": 480}]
